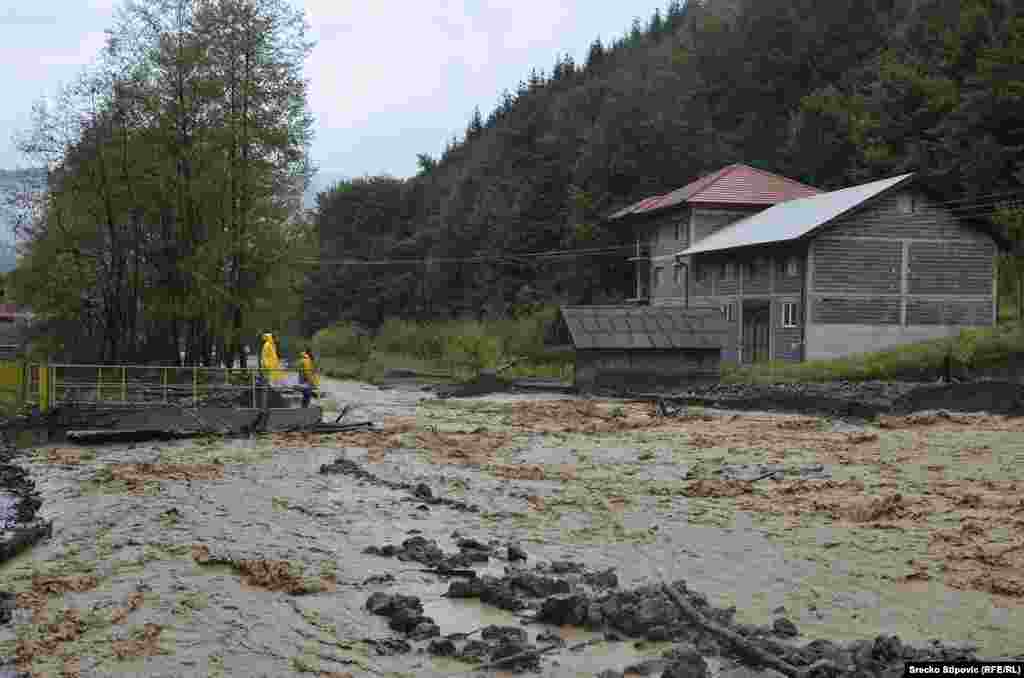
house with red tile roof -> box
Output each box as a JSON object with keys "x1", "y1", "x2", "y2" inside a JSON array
[{"x1": 607, "y1": 166, "x2": 1002, "y2": 364}]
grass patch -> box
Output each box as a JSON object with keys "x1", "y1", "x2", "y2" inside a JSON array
[{"x1": 721, "y1": 322, "x2": 1024, "y2": 384}]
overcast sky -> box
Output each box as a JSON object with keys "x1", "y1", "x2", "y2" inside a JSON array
[{"x1": 1, "y1": 1, "x2": 662, "y2": 189}]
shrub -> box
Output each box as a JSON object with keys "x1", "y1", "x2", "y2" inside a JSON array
[{"x1": 312, "y1": 322, "x2": 372, "y2": 361}]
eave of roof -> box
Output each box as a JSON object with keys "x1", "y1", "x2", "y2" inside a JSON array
[{"x1": 677, "y1": 173, "x2": 915, "y2": 257}]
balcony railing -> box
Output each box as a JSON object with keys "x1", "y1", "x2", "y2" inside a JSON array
[{"x1": 627, "y1": 240, "x2": 651, "y2": 261}]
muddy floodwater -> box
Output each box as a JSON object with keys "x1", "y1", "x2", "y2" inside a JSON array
[{"x1": 1, "y1": 377, "x2": 1022, "y2": 677}]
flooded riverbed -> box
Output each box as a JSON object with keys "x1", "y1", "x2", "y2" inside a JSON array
[{"x1": 1, "y1": 377, "x2": 1021, "y2": 677}]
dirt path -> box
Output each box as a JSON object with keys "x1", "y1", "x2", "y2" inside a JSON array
[{"x1": 0, "y1": 377, "x2": 1020, "y2": 677}]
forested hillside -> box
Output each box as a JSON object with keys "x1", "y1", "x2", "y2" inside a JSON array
[{"x1": 306, "y1": 0, "x2": 1024, "y2": 332}]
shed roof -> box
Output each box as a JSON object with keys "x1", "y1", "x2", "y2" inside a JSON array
[
  {"x1": 678, "y1": 173, "x2": 915, "y2": 256},
  {"x1": 607, "y1": 164, "x2": 822, "y2": 220},
  {"x1": 559, "y1": 306, "x2": 728, "y2": 350}
]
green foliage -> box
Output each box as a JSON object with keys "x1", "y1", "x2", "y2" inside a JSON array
[
  {"x1": 312, "y1": 322, "x2": 372, "y2": 362},
  {"x1": 313, "y1": 306, "x2": 571, "y2": 380},
  {"x1": 722, "y1": 323, "x2": 1024, "y2": 384}
]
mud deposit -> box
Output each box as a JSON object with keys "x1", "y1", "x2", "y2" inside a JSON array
[{"x1": 0, "y1": 378, "x2": 1021, "y2": 677}]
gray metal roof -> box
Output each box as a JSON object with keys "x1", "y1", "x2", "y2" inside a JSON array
[
  {"x1": 559, "y1": 306, "x2": 728, "y2": 350},
  {"x1": 677, "y1": 173, "x2": 914, "y2": 256}
]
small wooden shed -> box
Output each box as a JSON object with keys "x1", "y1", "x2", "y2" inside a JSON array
[{"x1": 557, "y1": 306, "x2": 728, "y2": 393}]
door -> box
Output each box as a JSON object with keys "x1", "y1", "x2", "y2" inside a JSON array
[{"x1": 742, "y1": 302, "x2": 770, "y2": 364}]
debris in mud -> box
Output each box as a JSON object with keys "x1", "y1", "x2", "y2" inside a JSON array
[
  {"x1": 110, "y1": 591, "x2": 145, "y2": 624},
  {"x1": 415, "y1": 429, "x2": 512, "y2": 465},
  {"x1": 492, "y1": 463, "x2": 577, "y2": 481},
  {"x1": 16, "y1": 575, "x2": 99, "y2": 623},
  {"x1": 43, "y1": 448, "x2": 83, "y2": 465},
  {"x1": 15, "y1": 608, "x2": 86, "y2": 671},
  {"x1": 102, "y1": 462, "x2": 223, "y2": 494},
  {"x1": 681, "y1": 479, "x2": 753, "y2": 498},
  {"x1": 842, "y1": 493, "x2": 905, "y2": 523},
  {"x1": 191, "y1": 544, "x2": 333, "y2": 594},
  {"x1": 318, "y1": 456, "x2": 479, "y2": 512},
  {"x1": 363, "y1": 637, "x2": 412, "y2": 656},
  {"x1": 111, "y1": 622, "x2": 165, "y2": 659},
  {"x1": 0, "y1": 463, "x2": 51, "y2": 565}
]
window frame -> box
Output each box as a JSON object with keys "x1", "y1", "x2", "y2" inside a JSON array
[
  {"x1": 785, "y1": 257, "x2": 799, "y2": 277},
  {"x1": 722, "y1": 303, "x2": 736, "y2": 322},
  {"x1": 653, "y1": 266, "x2": 664, "y2": 288},
  {"x1": 722, "y1": 262, "x2": 735, "y2": 280},
  {"x1": 782, "y1": 301, "x2": 798, "y2": 328}
]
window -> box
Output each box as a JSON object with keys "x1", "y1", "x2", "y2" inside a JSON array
[
  {"x1": 673, "y1": 265, "x2": 680, "y2": 284},
  {"x1": 782, "y1": 302, "x2": 798, "y2": 328},
  {"x1": 785, "y1": 257, "x2": 799, "y2": 277},
  {"x1": 722, "y1": 262, "x2": 735, "y2": 280},
  {"x1": 897, "y1": 193, "x2": 916, "y2": 214},
  {"x1": 697, "y1": 265, "x2": 711, "y2": 284},
  {"x1": 654, "y1": 266, "x2": 664, "y2": 287},
  {"x1": 722, "y1": 303, "x2": 736, "y2": 322},
  {"x1": 674, "y1": 219, "x2": 681, "y2": 241}
]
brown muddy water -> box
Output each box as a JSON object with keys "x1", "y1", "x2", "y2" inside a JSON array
[{"x1": 1, "y1": 377, "x2": 1022, "y2": 677}]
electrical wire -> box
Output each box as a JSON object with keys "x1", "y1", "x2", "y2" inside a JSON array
[{"x1": 301, "y1": 195, "x2": 1021, "y2": 268}]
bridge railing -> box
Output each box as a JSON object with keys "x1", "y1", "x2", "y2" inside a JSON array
[{"x1": 1, "y1": 361, "x2": 308, "y2": 413}]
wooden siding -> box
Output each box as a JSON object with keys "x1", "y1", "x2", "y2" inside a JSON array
[
  {"x1": 812, "y1": 297, "x2": 901, "y2": 324},
  {"x1": 774, "y1": 259, "x2": 803, "y2": 294},
  {"x1": 822, "y1": 188, "x2": 983, "y2": 241},
  {"x1": 691, "y1": 208, "x2": 758, "y2": 243},
  {"x1": 637, "y1": 208, "x2": 690, "y2": 259},
  {"x1": 906, "y1": 298, "x2": 994, "y2": 325},
  {"x1": 908, "y1": 240, "x2": 995, "y2": 295},
  {"x1": 742, "y1": 258, "x2": 771, "y2": 295},
  {"x1": 812, "y1": 237, "x2": 901, "y2": 294},
  {"x1": 575, "y1": 348, "x2": 720, "y2": 392}
]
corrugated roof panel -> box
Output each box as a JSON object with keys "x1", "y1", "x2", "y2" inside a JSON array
[
  {"x1": 559, "y1": 306, "x2": 728, "y2": 350},
  {"x1": 678, "y1": 174, "x2": 914, "y2": 256},
  {"x1": 607, "y1": 164, "x2": 822, "y2": 220}
]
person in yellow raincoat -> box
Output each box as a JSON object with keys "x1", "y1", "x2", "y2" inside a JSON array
[
  {"x1": 260, "y1": 333, "x2": 285, "y2": 384},
  {"x1": 299, "y1": 349, "x2": 320, "y2": 408}
]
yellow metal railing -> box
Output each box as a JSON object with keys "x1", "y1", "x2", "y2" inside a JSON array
[{"x1": 4, "y1": 361, "x2": 307, "y2": 413}]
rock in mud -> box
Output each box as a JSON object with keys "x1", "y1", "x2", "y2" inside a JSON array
[
  {"x1": 661, "y1": 646, "x2": 709, "y2": 678},
  {"x1": 481, "y1": 625, "x2": 528, "y2": 645},
  {"x1": 413, "y1": 482, "x2": 433, "y2": 500},
  {"x1": 460, "y1": 639, "x2": 492, "y2": 661},
  {"x1": 446, "y1": 578, "x2": 485, "y2": 598},
  {"x1": 364, "y1": 637, "x2": 412, "y2": 656},
  {"x1": 536, "y1": 630, "x2": 565, "y2": 646},
  {"x1": 537, "y1": 594, "x2": 590, "y2": 626},
  {"x1": 387, "y1": 608, "x2": 434, "y2": 633},
  {"x1": 510, "y1": 571, "x2": 571, "y2": 597},
  {"x1": 583, "y1": 568, "x2": 619, "y2": 590},
  {"x1": 479, "y1": 577, "x2": 525, "y2": 611},
  {"x1": 456, "y1": 537, "x2": 489, "y2": 551},
  {"x1": 491, "y1": 640, "x2": 541, "y2": 671},
  {"x1": 772, "y1": 617, "x2": 799, "y2": 638},
  {"x1": 365, "y1": 593, "x2": 423, "y2": 617},
  {"x1": 409, "y1": 621, "x2": 441, "y2": 640},
  {"x1": 0, "y1": 591, "x2": 14, "y2": 625},
  {"x1": 626, "y1": 659, "x2": 669, "y2": 676},
  {"x1": 508, "y1": 542, "x2": 528, "y2": 561},
  {"x1": 646, "y1": 625, "x2": 673, "y2": 642},
  {"x1": 428, "y1": 637, "x2": 457, "y2": 656}
]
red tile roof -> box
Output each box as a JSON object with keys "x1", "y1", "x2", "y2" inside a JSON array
[{"x1": 608, "y1": 164, "x2": 822, "y2": 220}]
